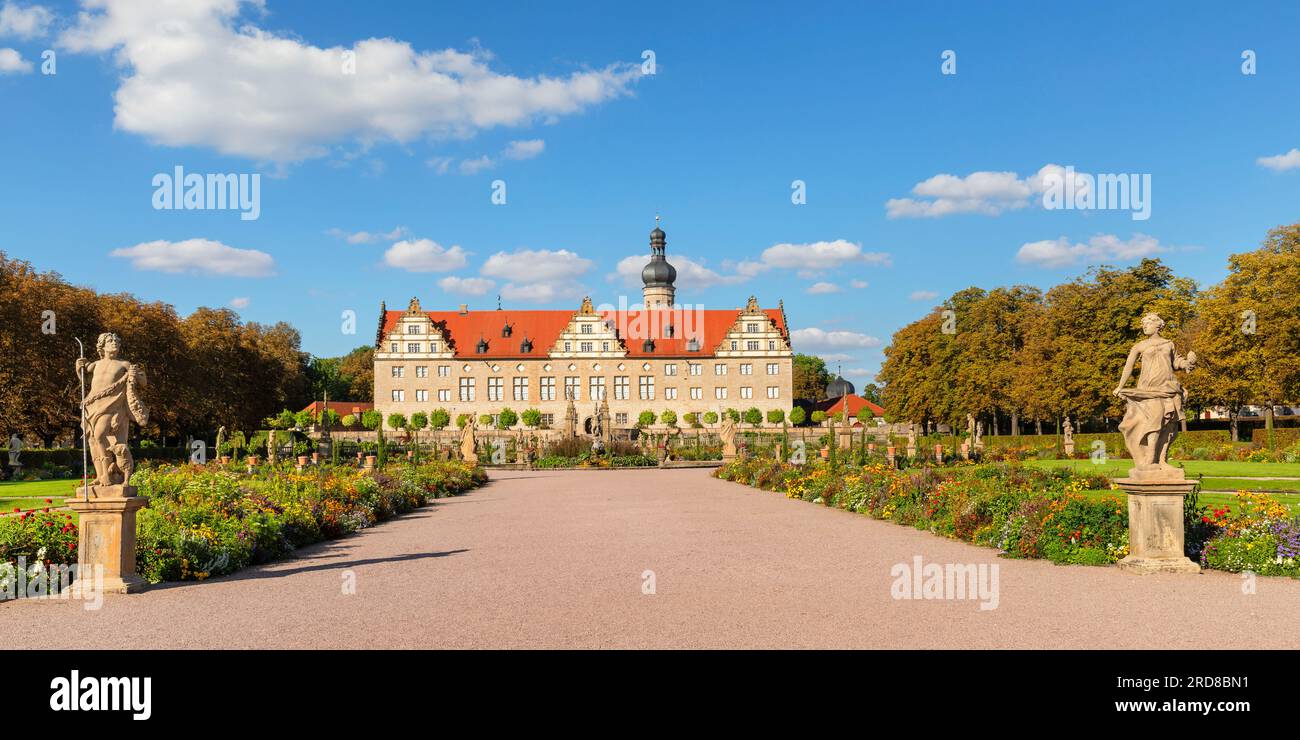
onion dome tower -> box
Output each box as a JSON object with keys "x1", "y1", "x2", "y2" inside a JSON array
[
  {"x1": 826, "y1": 374, "x2": 855, "y2": 400},
  {"x1": 641, "y1": 216, "x2": 677, "y2": 308}
]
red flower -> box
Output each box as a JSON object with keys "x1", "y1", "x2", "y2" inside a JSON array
[{"x1": 44, "y1": 498, "x2": 52, "y2": 504}]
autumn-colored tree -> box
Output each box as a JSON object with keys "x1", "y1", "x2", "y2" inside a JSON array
[{"x1": 791, "y1": 354, "x2": 831, "y2": 402}]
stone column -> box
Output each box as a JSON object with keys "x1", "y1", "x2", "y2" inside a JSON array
[
  {"x1": 65, "y1": 486, "x2": 149, "y2": 594},
  {"x1": 1115, "y1": 478, "x2": 1201, "y2": 574}
]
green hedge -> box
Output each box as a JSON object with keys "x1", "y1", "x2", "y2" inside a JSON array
[
  {"x1": 981, "y1": 430, "x2": 1230, "y2": 457},
  {"x1": 1251, "y1": 427, "x2": 1300, "y2": 448},
  {"x1": 2, "y1": 447, "x2": 189, "y2": 472}
]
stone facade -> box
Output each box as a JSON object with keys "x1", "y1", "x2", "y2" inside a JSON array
[{"x1": 373, "y1": 226, "x2": 794, "y2": 430}]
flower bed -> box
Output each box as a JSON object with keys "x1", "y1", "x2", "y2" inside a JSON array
[
  {"x1": 715, "y1": 458, "x2": 1300, "y2": 576},
  {"x1": 533, "y1": 454, "x2": 658, "y2": 469},
  {"x1": 0, "y1": 460, "x2": 486, "y2": 585}
]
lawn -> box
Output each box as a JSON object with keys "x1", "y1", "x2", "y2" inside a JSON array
[
  {"x1": 0, "y1": 479, "x2": 80, "y2": 500},
  {"x1": 1024, "y1": 458, "x2": 1300, "y2": 479}
]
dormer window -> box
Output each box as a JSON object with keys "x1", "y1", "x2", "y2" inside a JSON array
[
  {"x1": 687, "y1": 337, "x2": 700, "y2": 352},
  {"x1": 642, "y1": 338, "x2": 655, "y2": 352},
  {"x1": 520, "y1": 337, "x2": 533, "y2": 353},
  {"x1": 665, "y1": 324, "x2": 675, "y2": 338},
  {"x1": 502, "y1": 323, "x2": 513, "y2": 338},
  {"x1": 476, "y1": 338, "x2": 489, "y2": 354}
]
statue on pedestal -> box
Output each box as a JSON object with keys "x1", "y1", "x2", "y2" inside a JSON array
[
  {"x1": 7, "y1": 433, "x2": 22, "y2": 468},
  {"x1": 720, "y1": 413, "x2": 737, "y2": 460},
  {"x1": 1114, "y1": 313, "x2": 1196, "y2": 480},
  {"x1": 77, "y1": 333, "x2": 148, "y2": 491},
  {"x1": 460, "y1": 414, "x2": 479, "y2": 464}
]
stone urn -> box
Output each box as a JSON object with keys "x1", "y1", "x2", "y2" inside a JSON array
[{"x1": 363, "y1": 454, "x2": 377, "y2": 470}]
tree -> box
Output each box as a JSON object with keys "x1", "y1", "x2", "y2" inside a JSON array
[
  {"x1": 724, "y1": 408, "x2": 740, "y2": 423},
  {"x1": 638, "y1": 410, "x2": 657, "y2": 427},
  {"x1": 682, "y1": 412, "x2": 699, "y2": 427},
  {"x1": 336, "y1": 345, "x2": 375, "y2": 401},
  {"x1": 660, "y1": 409, "x2": 677, "y2": 427},
  {"x1": 788, "y1": 406, "x2": 807, "y2": 425},
  {"x1": 743, "y1": 407, "x2": 763, "y2": 426},
  {"x1": 293, "y1": 409, "x2": 313, "y2": 428},
  {"x1": 478, "y1": 414, "x2": 493, "y2": 427},
  {"x1": 387, "y1": 413, "x2": 408, "y2": 431},
  {"x1": 792, "y1": 354, "x2": 831, "y2": 402},
  {"x1": 521, "y1": 408, "x2": 542, "y2": 428},
  {"x1": 498, "y1": 407, "x2": 519, "y2": 429},
  {"x1": 811, "y1": 410, "x2": 827, "y2": 424},
  {"x1": 428, "y1": 408, "x2": 451, "y2": 430},
  {"x1": 858, "y1": 383, "x2": 882, "y2": 404},
  {"x1": 361, "y1": 410, "x2": 383, "y2": 431},
  {"x1": 703, "y1": 411, "x2": 719, "y2": 426},
  {"x1": 856, "y1": 407, "x2": 874, "y2": 425},
  {"x1": 767, "y1": 408, "x2": 785, "y2": 425},
  {"x1": 410, "y1": 411, "x2": 428, "y2": 431},
  {"x1": 456, "y1": 413, "x2": 472, "y2": 429},
  {"x1": 341, "y1": 414, "x2": 356, "y2": 428}
]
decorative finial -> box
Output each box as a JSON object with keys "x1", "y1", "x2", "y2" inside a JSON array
[{"x1": 497, "y1": 294, "x2": 502, "y2": 311}]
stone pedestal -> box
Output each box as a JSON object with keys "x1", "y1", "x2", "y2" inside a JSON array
[
  {"x1": 837, "y1": 430, "x2": 852, "y2": 451},
  {"x1": 1063, "y1": 442, "x2": 1075, "y2": 456},
  {"x1": 933, "y1": 443, "x2": 944, "y2": 463},
  {"x1": 65, "y1": 488, "x2": 150, "y2": 594},
  {"x1": 886, "y1": 446, "x2": 896, "y2": 468},
  {"x1": 1115, "y1": 477, "x2": 1201, "y2": 574}
]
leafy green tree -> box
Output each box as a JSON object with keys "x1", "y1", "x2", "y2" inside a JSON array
[
  {"x1": 724, "y1": 408, "x2": 740, "y2": 423},
  {"x1": 811, "y1": 410, "x2": 827, "y2": 424},
  {"x1": 766, "y1": 408, "x2": 785, "y2": 425},
  {"x1": 743, "y1": 407, "x2": 763, "y2": 426},
  {"x1": 456, "y1": 413, "x2": 471, "y2": 429},
  {"x1": 703, "y1": 411, "x2": 719, "y2": 426},
  {"x1": 341, "y1": 414, "x2": 356, "y2": 428},
  {"x1": 498, "y1": 407, "x2": 519, "y2": 429},
  {"x1": 387, "y1": 413, "x2": 408, "y2": 431},
  {"x1": 410, "y1": 411, "x2": 428, "y2": 431},
  {"x1": 478, "y1": 414, "x2": 493, "y2": 427},
  {"x1": 322, "y1": 409, "x2": 341, "y2": 427},
  {"x1": 428, "y1": 408, "x2": 451, "y2": 430},
  {"x1": 792, "y1": 354, "x2": 832, "y2": 402},
  {"x1": 638, "y1": 410, "x2": 657, "y2": 427},
  {"x1": 521, "y1": 408, "x2": 542, "y2": 428},
  {"x1": 361, "y1": 409, "x2": 383, "y2": 431},
  {"x1": 856, "y1": 407, "x2": 875, "y2": 425},
  {"x1": 660, "y1": 409, "x2": 678, "y2": 427},
  {"x1": 788, "y1": 406, "x2": 806, "y2": 425},
  {"x1": 682, "y1": 412, "x2": 699, "y2": 427}
]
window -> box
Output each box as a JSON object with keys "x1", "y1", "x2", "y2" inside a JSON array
[
  {"x1": 730, "y1": 341, "x2": 738, "y2": 351},
  {"x1": 580, "y1": 342, "x2": 593, "y2": 353},
  {"x1": 615, "y1": 376, "x2": 630, "y2": 400},
  {"x1": 540, "y1": 376, "x2": 556, "y2": 401},
  {"x1": 408, "y1": 325, "x2": 423, "y2": 335},
  {"x1": 741, "y1": 387, "x2": 753, "y2": 399},
  {"x1": 715, "y1": 387, "x2": 727, "y2": 400},
  {"x1": 581, "y1": 323, "x2": 593, "y2": 334},
  {"x1": 438, "y1": 389, "x2": 451, "y2": 402},
  {"x1": 714, "y1": 363, "x2": 727, "y2": 376},
  {"x1": 665, "y1": 387, "x2": 678, "y2": 400},
  {"x1": 407, "y1": 342, "x2": 421, "y2": 353},
  {"x1": 458, "y1": 377, "x2": 475, "y2": 402},
  {"x1": 602, "y1": 341, "x2": 610, "y2": 352},
  {"x1": 690, "y1": 387, "x2": 702, "y2": 400},
  {"x1": 768, "y1": 340, "x2": 776, "y2": 351},
  {"x1": 740, "y1": 363, "x2": 752, "y2": 375},
  {"x1": 416, "y1": 366, "x2": 428, "y2": 378},
  {"x1": 767, "y1": 363, "x2": 778, "y2": 375},
  {"x1": 438, "y1": 365, "x2": 450, "y2": 377},
  {"x1": 390, "y1": 342, "x2": 398, "y2": 353},
  {"x1": 541, "y1": 413, "x2": 554, "y2": 426},
  {"x1": 689, "y1": 363, "x2": 701, "y2": 376},
  {"x1": 416, "y1": 389, "x2": 429, "y2": 402},
  {"x1": 564, "y1": 341, "x2": 572, "y2": 352},
  {"x1": 488, "y1": 376, "x2": 503, "y2": 402},
  {"x1": 513, "y1": 377, "x2": 528, "y2": 401},
  {"x1": 747, "y1": 340, "x2": 760, "y2": 351},
  {"x1": 746, "y1": 323, "x2": 758, "y2": 333},
  {"x1": 589, "y1": 376, "x2": 606, "y2": 401},
  {"x1": 767, "y1": 386, "x2": 779, "y2": 399},
  {"x1": 391, "y1": 389, "x2": 405, "y2": 402},
  {"x1": 665, "y1": 363, "x2": 677, "y2": 376},
  {"x1": 564, "y1": 376, "x2": 581, "y2": 401},
  {"x1": 431, "y1": 341, "x2": 439, "y2": 353},
  {"x1": 391, "y1": 366, "x2": 404, "y2": 378},
  {"x1": 615, "y1": 413, "x2": 628, "y2": 425}
]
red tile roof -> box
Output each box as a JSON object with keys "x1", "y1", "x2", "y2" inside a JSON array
[
  {"x1": 816, "y1": 394, "x2": 885, "y2": 419},
  {"x1": 379, "y1": 306, "x2": 789, "y2": 359},
  {"x1": 300, "y1": 401, "x2": 374, "y2": 415}
]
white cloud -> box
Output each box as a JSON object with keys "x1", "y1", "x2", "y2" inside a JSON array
[
  {"x1": 481, "y1": 248, "x2": 592, "y2": 283},
  {"x1": 230, "y1": 296, "x2": 250, "y2": 308},
  {"x1": 1257, "y1": 149, "x2": 1300, "y2": 172},
  {"x1": 458, "y1": 155, "x2": 494, "y2": 175},
  {"x1": 791, "y1": 327, "x2": 881, "y2": 351},
  {"x1": 609, "y1": 253, "x2": 749, "y2": 291},
  {"x1": 886, "y1": 164, "x2": 1086, "y2": 218},
  {"x1": 0, "y1": 47, "x2": 31, "y2": 73},
  {"x1": 502, "y1": 139, "x2": 544, "y2": 160},
  {"x1": 425, "y1": 156, "x2": 453, "y2": 174},
  {"x1": 58, "y1": 0, "x2": 639, "y2": 163},
  {"x1": 110, "y1": 238, "x2": 275, "y2": 277},
  {"x1": 849, "y1": 279, "x2": 868, "y2": 289},
  {"x1": 0, "y1": 2, "x2": 52, "y2": 39},
  {"x1": 807, "y1": 282, "x2": 840, "y2": 294},
  {"x1": 500, "y1": 281, "x2": 585, "y2": 303},
  {"x1": 755, "y1": 240, "x2": 891, "y2": 275},
  {"x1": 383, "y1": 239, "x2": 468, "y2": 272},
  {"x1": 437, "y1": 276, "x2": 495, "y2": 295},
  {"x1": 909, "y1": 290, "x2": 938, "y2": 301},
  {"x1": 327, "y1": 226, "x2": 408, "y2": 245},
  {"x1": 816, "y1": 353, "x2": 854, "y2": 362},
  {"x1": 1015, "y1": 233, "x2": 1165, "y2": 268}
]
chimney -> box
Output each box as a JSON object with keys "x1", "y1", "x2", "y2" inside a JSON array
[{"x1": 458, "y1": 303, "x2": 469, "y2": 314}]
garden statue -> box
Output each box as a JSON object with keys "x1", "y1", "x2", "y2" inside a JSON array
[
  {"x1": 77, "y1": 332, "x2": 148, "y2": 490},
  {"x1": 720, "y1": 413, "x2": 737, "y2": 461},
  {"x1": 1113, "y1": 313, "x2": 1196, "y2": 480},
  {"x1": 966, "y1": 414, "x2": 975, "y2": 439},
  {"x1": 267, "y1": 429, "x2": 278, "y2": 464},
  {"x1": 590, "y1": 404, "x2": 605, "y2": 453},
  {"x1": 1063, "y1": 416, "x2": 1075, "y2": 456},
  {"x1": 906, "y1": 423, "x2": 917, "y2": 458},
  {"x1": 564, "y1": 390, "x2": 578, "y2": 438},
  {"x1": 216, "y1": 426, "x2": 226, "y2": 455},
  {"x1": 974, "y1": 421, "x2": 983, "y2": 449},
  {"x1": 460, "y1": 414, "x2": 478, "y2": 464},
  {"x1": 7, "y1": 433, "x2": 21, "y2": 467}
]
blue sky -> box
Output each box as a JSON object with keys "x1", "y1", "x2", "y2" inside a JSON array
[{"x1": 2, "y1": 1, "x2": 1298, "y2": 390}]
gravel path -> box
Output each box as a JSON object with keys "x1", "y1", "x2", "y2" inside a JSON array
[{"x1": 4, "y1": 468, "x2": 1298, "y2": 649}]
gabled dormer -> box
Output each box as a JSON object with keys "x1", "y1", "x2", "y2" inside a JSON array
[
  {"x1": 713, "y1": 296, "x2": 792, "y2": 357},
  {"x1": 375, "y1": 296, "x2": 455, "y2": 360},
  {"x1": 548, "y1": 297, "x2": 628, "y2": 359}
]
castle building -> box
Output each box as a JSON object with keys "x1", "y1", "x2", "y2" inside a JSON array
[{"x1": 372, "y1": 224, "x2": 794, "y2": 431}]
